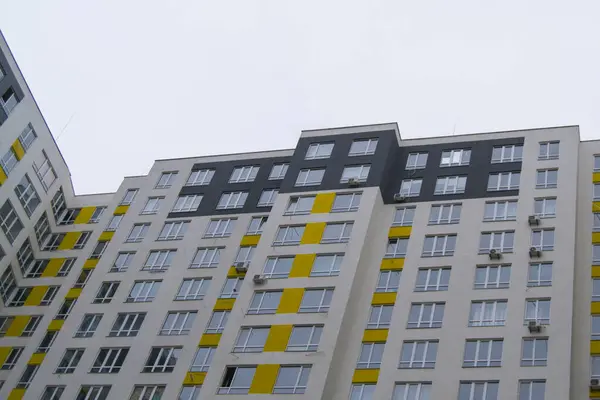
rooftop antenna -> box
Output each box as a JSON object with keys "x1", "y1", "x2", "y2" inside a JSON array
[{"x1": 55, "y1": 112, "x2": 76, "y2": 141}]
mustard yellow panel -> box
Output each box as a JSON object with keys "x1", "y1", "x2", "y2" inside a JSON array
[
  {"x1": 83, "y1": 258, "x2": 99, "y2": 269},
  {"x1": 289, "y1": 254, "x2": 316, "y2": 278},
  {"x1": 47, "y1": 319, "x2": 64, "y2": 331},
  {"x1": 371, "y1": 292, "x2": 397, "y2": 305},
  {"x1": 99, "y1": 231, "x2": 114, "y2": 241},
  {"x1": 380, "y1": 258, "x2": 404, "y2": 270},
  {"x1": 5, "y1": 316, "x2": 31, "y2": 337},
  {"x1": 352, "y1": 369, "x2": 380, "y2": 383},
  {"x1": 113, "y1": 205, "x2": 129, "y2": 215},
  {"x1": 594, "y1": 202, "x2": 600, "y2": 212},
  {"x1": 593, "y1": 266, "x2": 600, "y2": 278},
  {"x1": 0, "y1": 347, "x2": 12, "y2": 366},
  {"x1": 24, "y1": 286, "x2": 49, "y2": 306},
  {"x1": 591, "y1": 390, "x2": 600, "y2": 399},
  {"x1": 11, "y1": 140, "x2": 25, "y2": 160},
  {"x1": 227, "y1": 266, "x2": 246, "y2": 278},
  {"x1": 388, "y1": 226, "x2": 412, "y2": 238},
  {"x1": 240, "y1": 235, "x2": 261, "y2": 246},
  {"x1": 0, "y1": 168, "x2": 7, "y2": 185},
  {"x1": 65, "y1": 288, "x2": 82, "y2": 299},
  {"x1": 594, "y1": 172, "x2": 600, "y2": 183},
  {"x1": 184, "y1": 372, "x2": 206, "y2": 385},
  {"x1": 592, "y1": 341, "x2": 600, "y2": 354},
  {"x1": 311, "y1": 193, "x2": 335, "y2": 214},
  {"x1": 199, "y1": 334, "x2": 221, "y2": 347},
  {"x1": 592, "y1": 302, "x2": 600, "y2": 314},
  {"x1": 213, "y1": 298, "x2": 236, "y2": 311},
  {"x1": 58, "y1": 232, "x2": 82, "y2": 250},
  {"x1": 362, "y1": 329, "x2": 389, "y2": 343},
  {"x1": 7, "y1": 388, "x2": 26, "y2": 400},
  {"x1": 28, "y1": 352, "x2": 46, "y2": 365},
  {"x1": 276, "y1": 288, "x2": 304, "y2": 314},
  {"x1": 249, "y1": 364, "x2": 279, "y2": 394},
  {"x1": 300, "y1": 222, "x2": 326, "y2": 245},
  {"x1": 41, "y1": 258, "x2": 66, "y2": 277},
  {"x1": 73, "y1": 207, "x2": 96, "y2": 224},
  {"x1": 594, "y1": 232, "x2": 600, "y2": 244},
  {"x1": 264, "y1": 325, "x2": 293, "y2": 352}
]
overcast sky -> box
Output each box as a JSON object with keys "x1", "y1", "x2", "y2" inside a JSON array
[{"x1": 1, "y1": 1, "x2": 599, "y2": 194}]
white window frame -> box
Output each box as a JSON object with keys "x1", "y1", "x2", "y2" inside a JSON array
[
  {"x1": 247, "y1": 216, "x2": 267, "y2": 235},
  {"x1": 525, "y1": 298, "x2": 551, "y2": 325},
  {"x1": 18, "y1": 123, "x2": 37, "y2": 150},
  {"x1": 172, "y1": 195, "x2": 202, "y2": 212},
  {"x1": 109, "y1": 313, "x2": 145, "y2": 337},
  {"x1": 399, "y1": 179, "x2": 422, "y2": 197},
  {"x1": 205, "y1": 311, "x2": 229, "y2": 333},
  {"x1": 321, "y1": 222, "x2": 353, "y2": 243},
  {"x1": 393, "y1": 207, "x2": 415, "y2": 226},
  {"x1": 479, "y1": 231, "x2": 515, "y2": 253},
  {"x1": 268, "y1": 163, "x2": 289, "y2": 180},
  {"x1": 0, "y1": 200, "x2": 22, "y2": 243},
  {"x1": 285, "y1": 196, "x2": 315, "y2": 215},
  {"x1": 487, "y1": 172, "x2": 520, "y2": 191},
  {"x1": 483, "y1": 200, "x2": 517, "y2": 221},
  {"x1": 217, "y1": 192, "x2": 248, "y2": 209},
  {"x1": 440, "y1": 149, "x2": 471, "y2": 167},
  {"x1": 248, "y1": 291, "x2": 282, "y2": 315},
  {"x1": 141, "y1": 197, "x2": 163, "y2": 215},
  {"x1": 143, "y1": 346, "x2": 181, "y2": 372},
  {"x1": 534, "y1": 197, "x2": 556, "y2": 218},
  {"x1": 190, "y1": 247, "x2": 221, "y2": 268},
  {"x1": 273, "y1": 365, "x2": 310, "y2": 394},
  {"x1": 474, "y1": 265, "x2": 511, "y2": 289},
  {"x1": 299, "y1": 288, "x2": 333, "y2": 313},
  {"x1": 531, "y1": 229, "x2": 555, "y2": 251},
  {"x1": 393, "y1": 382, "x2": 431, "y2": 400},
  {"x1": 422, "y1": 234, "x2": 456, "y2": 257},
  {"x1": 220, "y1": 277, "x2": 243, "y2": 298},
  {"x1": 105, "y1": 214, "x2": 123, "y2": 231},
  {"x1": 273, "y1": 225, "x2": 305, "y2": 246},
  {"x1": 159, "y1": 311, "x2": 197, "y2": 335},
  {"x1": 375, "y1": 270, "x2": 401, "y2": 292},
  {"x1": 521, "y1": 338, "x2": 548, "y2": 367},
  {"x1": 204, "y1": 218, "x2": 235, "y2": 238},
  {"x1": 341, "y1": 164, "x2": 370, "y2": 183},
  {"x1": 305, "y1": 142, "x2": 334, "y2": 160},
  {"x1": 295, "y1": 168, "x2": 325, "y2": 187},
  {"x1": 434, "y1": 176, "x2": 467, "y2": 195},
  {"x1": 286, "y1": 325, "x2": 322, "y2": 352},
  {"x1": 491, "y1": 144, "x2": 523, "y2": 163},
  {"x1": 41, "y1": 386, "x2": 65, "y2": 400},
  {"x1": 310, "y1": 254, "x2": 343, "y2": 277},
  {"x1": 463, "y1": 339, "x2": 503, "y2": 367},
  {"x1": 130, "y1": 386, "x2": 165, "y2": 400},
  {"x1": 415, "y1": 268, "x2": 450, "y2": 291},
  {"x1": 158, "y1": 221, "x2": 189, "y2": 240},
  {"x1": 186, "y1": 169, "x2": 214, "y2": 186},
  {"x1": 76, "y1": 386, "x2": 111, "y2": 400},
  {"x1": 93, "y1": 282, "x2": 119, "y2": 304},
  {"x1": 469, "y1": 300, "x2": 507, "y2": 327},
  {"x1": 429, "y1": 203, "x2": 461, "y2": 224},
  {"x1": 386, "y1": 238, "x2": 408, "y2": 258},
  {"x1": 357, "y1": 342, "x2": 384, "y2": 369},
  {"x1": 233, "y1": 327, "x2": 269, "y2": 353},
  {"x1": 156, "y1": 171, "x2": 178, "y2": 189},
  {"x1": 126, "y1": 280, "x2": 161, "y2": 303},
  {"x1": 125, "y1": 223, "x2": 149, "y2": 243},
  {"x1": 190, "y1": 347, "x2": 215, "y2": 372},
  {"x1": 535, "y1": 169, "x2": 558, "y2": 189},
  {"x1": 263, "y1": 256, "x2": 293, "y2": 278},
  {"x1": 527, "y1": 263, "x2": 552, "y2": 287},
  {"x1": 75, "y1": 314, "x2": 102, "y2": 338},
  {"x1": 405, "y1": 152, "x2": 428, "y2": 170},
  {"x1": 143, "y1": 249, "x2": 175, "y2": 271},
  {"x1": 538, "y1": 141, "x2": 559, "y2": 160},
  {"x1": 120, "y1": 189, "x2": 138, "y2": 206},
  {"x1": 175, "y1": 278, "x2": 211, "y2": 301},
  {"x1": 218, "y1": 366, "x2": 256, "y2": 394},
  {"x1": 331, "y1": 192, "x2": 361, "y2": 213},
  {"x1": 399, "y1": 340, "x2": 438, "y2": 369},
  {"x1": 518, "y1": 380, "x2": 546, "y2": 400},
  {"x1": 257, "y1": 189, "x2": 278, "y2": 207},
  {"x1": 349, "y1": 138, "x2": 378, "y2": 156},
  {"x1": 229, "y1": 166, "x2": 259, "y2": 183},
  {"x1": 367, "y1": 305, "x2": 393, "y2": 329},
  {"x1": 55, "y1": 348, "x2": 84, "y2": 374},
  {"x1": 90, "y1": 348, "x2": 128, "y2": 373},
  {"x1": 14, "y1": 175, "x2": 40, "y2": 217},
  {"x1": 407, "y1": 302, "x2": 445, "y2": 328},
  {"x1": 458, "y1": 381, "x2": 499, "y2": 400},
  {"x1": 110, "y1": 252, "x2": 135, "y2": 273},
  {"x1": 2, "y1": 347, "x2": 23, "y2": 369}
]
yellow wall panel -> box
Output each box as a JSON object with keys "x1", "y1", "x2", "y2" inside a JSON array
[
  {"x1": 362, "y1": 329, "x2": 389, "y2": 342},
  {"x1": 227, "y1": 266, "x2": 246, "y2": 278},
  {"x1": 276, "y1": 288, "x2": 304, "y2": 314},
  {"x1": 593, "y1": 302, "x2": 600, "y2": 314},
  {"x1": 65, "y1": 288, "x2": 82, "y2": 299},
  {"x1": 213, "y1": 298, "x2": 236, "y2": 311},
  {"x1": 264, "y1": 325, "x2": 293, "y2": 352},
  {"x1": 371, "y1": 292, "x2": 397, "y2": 305},
  {"x1": 47, "y1": 319, "x2": 64, "y2": 331},
  {"x1": 0, "y1": 347, "x2": 12, "y2": 366},
  {"x1": 58, "y1": 232, "x2": 82, "y2": 250},
  {"x1": 594, "y1": 202, "x2": 600, "y2": 212},
  {"x1": 199, "y1": 334, "x2": 221, "y2": 346},
  {"x1": 388, "y1": 226, "x2": 412, "y2": 238},
  {"x1": 594, "y1": 172, "x2": 600, "y2": 183},
  {"x1": 7, "y1": 388, "x2": 26, "y2": 400},
  {"x1": 300, "y1": 222, "x2": 326, "y2": 245},
  {"x1": 41, "y1": 258, "x2": 66, "y2": 277},
  {"x1": 83, "y1": 258, "x2": 99, "y2": 269},
  {"x1": 594, "y1": 232, "x2": 600, "y2": 244},
  {"x1": 113, "y1": 205, "x2": 129, "y2": 215},
  {"x1": 311, "y1": 193, "x2": 335, "y2": 213},
  {"x1": 184, "y1": 372, "x2": 206, "y2": 385},
  {"x1": 590, "y1": 391, "x2": 600, "y2": 399},
  {"x1": 593, "y1": 266, "x2": 600, "y2": 278},
  {"x1": 240, "y1": 235, "x2": 261, "y2": 246},
  {"x1": 0, "y1": 168, "x2": 7, "y2": 185},
  {"x1": 289, "y1": 254, "x2": 316, "y2": 278},
  {"x1": 28, "y1": 352, "x2": 46, "y2": 365},
  {"x1": 99, "y1": 231, "x2": 114, "y2": 241},
  {"x1": 11, "y1": 140, "x2": 25, "y2": 160},
  {"x1": 74, "y1": 207, "x2": 96, "y2": 224},
  {"x1": 352, "y1": 368, "x2": 380, "y2": 383},
  {"x1": 380, "y1": 258, "x2": 404, "y2": 270},
  {"x1": 249, "y1": 364, "x2": 279, "y2": 394},
  {"x1": 592, "y1": 341, "x2": 600, "y2": 354},
  {"x1": 5, "y1": 316, "x2": 31, "y2": 337},
  {"x1": 24, "y1": 286, "x2": 49, "y2": 306}
]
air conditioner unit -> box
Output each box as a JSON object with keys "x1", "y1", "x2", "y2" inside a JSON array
[
  {"x1": 528, "y1": 320, "x2": 542, "y2": 333},
  {"x1": 347, "y1": 178, "x2": 360, "y2": 187},
  {"x1": 529, "y1": 247, "x2": 542, "y2": 258},
  {"x1": 393, "y1": 193, "x2": 407, "y2": 203},
  {"x1": 488, "y1": 249, "x2": 502, "y2": 260},
  {"x1": 234, "y1": 262, "x2": 249, "y2": 273},
  {"x1": 528, "y1": 215, "x2": 540, "y2": 226},
  {"x1": 253, "y1": 274, "x2": 266, "y2": 285},
  {"x1": 590, "y1": 378, "x2": 600, "y2": 390}
]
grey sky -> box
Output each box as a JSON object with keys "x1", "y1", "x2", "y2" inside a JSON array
[{"x1": 1, "y1": 1, "x2": 599, "y2": 194}]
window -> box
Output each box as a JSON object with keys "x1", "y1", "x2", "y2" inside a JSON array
[
  {"x1": 93, "y1": 282, "x2": 119, "y2": 304},
  {"x1": 306, "y1": 142, "x2": 334, "y2": 159},
  {"x1": 536, "y1": 169, "x2": 558, "y2": 189},
  {"x1": 0, "y1": 268, "x2": 16, "y2": 303},
  {"x1": 176, "y1": 278, "x2": 210, "y2": 301},
  {"x1": 287, "y1": 325, "x2": 322, "y2": 351},
  {"x1": 406, "y1": 152, "x2": 428, "y2": 169},
  {"x1": 141, "y1": 197, "x2": 163, "y2": 215},
  {"x1": 126, "y1": 223, "x2": 150, "y2": 243},
  {"x1": 39, "y1": 287, "x2": 59, "y2": 306},
  {"x1": 41, "y1": 386, "x2": 65, "y2": 400},
  {"x1": 233, "y1": 327, "x2": 269, "y2": 352},
  {"x1": 269, "y1": 163, "x2": 289, "y2": 180},
  {"x1": 57, "y1": 258, "x2": 75, "y2": 277},
  {"x1": 74, "y1": 269, "x2": 93, "y2": 289},
  {"x1": 393, "y1": 383, "x2": 431, "y2": 400},
  {"x1": 105, "y1": 214, "x2": 123, "y2": 231},
  {"x1": 14, "y1": 175, "x2": 40, "y2": 217},
  {"x1": 311, "y1": 254, "x2": 343, "y2": 277},
  {"x1": 190, "y1": 247, "x2": 221, "y2": 268},
  {"x1": 483, "y1": 200, "x2": 517, "y2": 221},
  {"x1": 539, "y1": 141, "x2": 559, "y2": 160},
  {"x1": 367, "y1": 305, "x2": 393, "y2": 329},
  {"x1": 55, "y1": 348, "x2": 84, "y2": 373},
  {"x1": 474, "y1": 265, "x2": 510, "y2": 289},
  {"x1": 143, "y1": 347, "x2": 181, "y2": 372},
  {"x1": 111, "y1": 252, "x2": 135, "y2": 272},
  {"x1": 247, "y1": 216, "x2": 267, "y2": 235},
  {"x1": 73, "y1": 231, "x2": 91, "y2": 250},
  {"x1": 273, "y1": 225, "x2": 304, "y2": 245},
  {"x1": 594, "y1": 356, "x2": 600, "y2": 378},
  {"x1": 295, "y1": 168, "x2": 325, "y2": 187},
  {"x1": 16, "y1": 364, "x2": 38, "y2": 389},
  {"x1": 34, "y1": 212, "x2": 51, "y2": 246},
  {"x1": 491, "y1": 144, "x2": 523, "y2": 163},
  {"x1": 220, "y1": 277, "x2": 243, "y2": 298},
  {"x1": 261, "y1": 256, "x2": 293, "y2": 278},
  {"x1": 0, "y1": 148, "x2": 17, "y2": 176},
  {"x1": 330, "y1": 192, "x2": 361, "y2": 213},
  {"x1": 1, "y1": 347, "x2": 23, "y2": 370},
  {"x1": 190, "y1": 347, "x2": 215, "y2": 372},
  {"x1": 76, "y1": 385, "x2": 111, "y2": 400},
  {"x1": 8, "y1": 287, "x2": 31, "y2": 307},
  {"x1": 120, "y1": 189, "x2": 138, "y2": 205},
  {"x1": 594, "y1": 279, "x2": 600, "y2": 302},
  {"x1": 90, "y1": 241, "x2": 109, "y2": 259},
  {"x1": 156, "y1": 171, "x2": 178, "y2": 189},
  {"x1": 422, "y1": 234, "x2": 456, "y2": 257},
  {"x1": 1, "y1": 88, "x2": 18, "y2": 115},
  {"x1": 469, "y1": 300, "x2": 507, "y2": 326},
  {"x1": 299, "y1": 288, "x2": 333, "y2": 313},
  {"x1": 341, "y1": 165, "x2": 371, "y2": 183},
  {"x1": 33, "y1": 151, "x2": 57, "y2": 191},
  {"x1": 0, "y1": 200, "x2": 23, "y2": 243},
  {"x1": 525, "y1": 299, "x2": 551, "y2": 324},
  {"x1": 75, "y1": 314, "x2": 102, "y2": 338},
  {"x1": 479, "y1": 231, "x2": 514, "y2": 253},
  {"x1": 531, "y1": 229, "x2": 555, "y2": 251},
  {"x1": 350, "y1": 384, "x2": 375, "y2": 400},
  {"x1": 19, "y1": 123, "x2": 37, "y2": 150},
  {"x1": 229, "y1": 166, "x2": 259, "y2": 183},
  {"x1": 285, "y1": 196, "x2": 315, "y2": 215},
  {"x1": 217, "y1": 191, "x2": 248, "y2": 209},
  {"x1": 534, "y1": 198, "x2": 556, "y2": 218},
  {"x1": 441, "y1": 149, "x2": 471, "y2": 166},
  {"x1": 248, "y1": 291, "x2": 282, "y2": 314},
  {"x1": 55, "y1": 299, "x2": 76, "y2": 320},
  {"x1": 273, "y1": 365, "x2": 310, "y2": 394},
  {"x1": 130, "y1": 386, "x2": 165, "y2": 400},
  {"x1": 90, "y1": 348, "x2": 129, "y2": 373},
  {"x1": 375, "y1": 270, "x2": 401, "y2": 292},
  {"x1": 458, "y1": 381, "x2": 498, "y2": 400},
  {"x1": 206, "y1": 311, "x2": 230, "y2": 333},
  {"x1": 0, "y1": 316, "x2": 13, "y2": 337},
  {"x1": 434, "y1": 176, "x2": 467, "y2": 195},
  {"x1": 528, "y1": 263, "x2": 552, "y2": 287},
  {"x1": 415, "y1": 268, "x2": 450, "y2": 291},
  {"x1": 172, "y1": 195, "x2": 202, "y2": 212},
  {"x1": 258, "y1": 189, "x2": 278, "y2": 207},
  {"x1": 399, "y1": 340, "x2": 438, "y2": 368},
  {"x1": 399, "y1": 179, "x2": 422, "y2": 197},
  {"x1": 349, "y1": 138, "x2": 378, "y2": 156},
  {"x1": 321, "y1": 222, "x2": 353, "y2": 243},
  {"x1": 429, "y1": 203, "x2": 461, "y2": 224},
  {"x1": 160, "y1": 311, "x2": 196, "y2": 335},
  {"x1": 143, "y1": 249, "x2": 175, "y2": 271},
  {"x1": 51, "y1": 189, "x2": 67, "y2": 221},
  {"x1": 487, "y1": 172, "x2": 520, "y2": 191},
  {"x1": 593, "y1": 316, "x2": 600, "y2": 340},
  {"x1": 218, "y1": 366, "x2": 256, "y2": 394},
  {"x1": 89, "y1": 206, "x2": 105, "y2": 223},
  {"x1": 386, "y1": 238, "x2": 408, "y2": 258},
  {"x1": 518, "y1": 380, "x2": 545, "y2": 400},
  {"x1": 407, "y1": 302, "x2": 445, "y2": 328},
  {"x1": 521, "y1": 338, "x2": 547, "y2": 366},
  {"x1": 158, "y1": 221, "x2": 189, "y2": 240},
  {"x1": 393, "y1": 207, "x2": 415, "y2": 226},
  {"x1": 186, "y1": 169, "x2": 215, "y2": 186},
  {"x1": 594, "y1": 245, "x2": 600, "y2": 264},
  {"x1": 109, "y1": 313, "x2": 145, "y2": 337},
  {"x1": 21, "y1": 315, "x2": 42, "y2": 337},
  {"x1": 357, "y1": 342, "x2": 384, "y2": 369},
  {"x1": 127, "y1": 281, "x2": 161, "y2": 302},
  {"x1": 463, "y1": 339, "x2": 503, "y2": 367},
  {"x1": 204, "y1": 218, "x2": 235, "y2": 238}
]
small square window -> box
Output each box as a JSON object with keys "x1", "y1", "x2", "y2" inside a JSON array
[{"x1": 539, "y1": 141, "x2": 559, "y2": 160}]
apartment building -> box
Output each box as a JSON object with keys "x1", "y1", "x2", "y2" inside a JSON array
[{"x1": 0, "y1": 31, "x2": 599, "y2": 400}]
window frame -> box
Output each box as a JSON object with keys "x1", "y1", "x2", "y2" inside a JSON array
[
  {"x1": 186, "y1": 169, "x2": 215, "y2": 186},
  {"x1": 305, "y1": 142, "x2": 334, "y2": 160},
  {"x1": 349, "y1": 138, "x2": 378, "y2": 156},
  {"x1": 469, "y1": 300, "x2": 507, "y2": 327}
]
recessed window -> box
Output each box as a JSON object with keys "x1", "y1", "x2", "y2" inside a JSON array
[
  {"x1": 375, "y1": 270, "x2": 401, "y2": 292},
  {"x1": 429, "y1": 203, "x2": 461, "y2": 224},
  {"x1": 109, "y1": 313, "x2": 146, "y2": 337},
  {"x1": 204, "y1": 218, "x2": 236, "y2": 238},
  {"x1": 415, "y1": 267, "x2": 450, "y2": 291},
  {"x1": 205, "y1": 311, "x2": 230, "y2": 333},
  {"x1": 407, "y1": 302, "x2": 445, "y2": 328},
  {"x1": 0, "y1": 88, "x2": 18, "y2": 115},
  {"x1": 534, "y1": 198, "x2": 556, "y2": 218},
  {"x1": 143, "y1": 249, "x2": 175, "y2": 272},
  {"x1": 273, "y1": 225, "x2": 305, "y2": 246},
  {"x1": 399, "y1": 179, "x2": 422, "y2": 197},
  {"x1": 269, "y1": 163, "x2": 289, "y2": 180},
  {"x1": 350, "y1": 138, "x2": 378, "y2": 156},
  {"x1": 160, "y1": 311, "x2": 197, "y2": 335},
  {"x1": 263, "y1": 256, "x2": 294, "y2": 278},
  {"x1": 218, "y1": 366, "x2": 256, "y2": 395},
  {"x1": 367, "y1": 305, "x2": 393, "y2": 329},
  {"x1": 595, "y1": 155, "x2": 600, "y2": 172},
  {"x1": 386, "y1": 238, "x2": 408, "y2": 258},
  {"x1": 55, "y1": 348, "x2": 84, "y2": 374},
  {"x1": 285, "y1": 196, "x2": 315, "y2": 215},
  {"x1": 220, "y1": 277, "x2": 243, "y2": 298},
  {"x1": 21, "y1": 315, "x2": 42, "y2": 337},
  {"x1": 74, "y1": 314, "x2": 102, "y2": 338},
  {"x1": 258, "y1": 189, "x2": 278, "y2": 207},
  {"x1": 399, "y1": 340, "x2": 438, "y2": 368},
  {"x1": 531, "y1": 229, "x2": 554, "y2": 251},
  {"x1": 37, "y1": 331, "x2": 58, "y2": 352},
  {"x1": 474, "y1": 265, "x2": 511, "y2": 289},
  {"x1": 158, "y1": 221, "x2": 189, "y2": 240},
  {"x1": 16, "y1": 364, "x2": 38, "y2": 389},
  {"x1": 469, "y1": 300, "x2": 507, "y2": 326},
  {"x1": 463, "y1": 339, "x2": 503, "y2": 367},
  {"x1": 172, "y1": 195, "x2": 202, "y2": 212},
  {"x1": 406, "y1": 152, "x2": 428, "y2": 170},
  {"x1": 484, "y1": 200, "x2": 517, "y2": 221},
  {"x1": 299, "y1": 288, "x2": 333, "y2": 313},
  {"x1": 305, "y1": 142, "x2": 334, "y2": 160},
  {"x1": 229, "y1": 166, "x2": 259, "y2": 183},
  {"x1": 519, "y1": 380, "x2": 546, "y2": 400},
  {"x1": 175, "y1": 278, "x2": 211, "y2": 301},
  {"x1": 247, "y1": 216, "x2": 267, "y2": 235},
  {"x1": 90, "y1": 348, "x2": 129, "y2": 373},
  {"x1": 186, "y1": 169, "x2": 214, "y2": 186},
  {"x1": 393, "y1": 383, "x2": 431, "y2": 400},
  {"x1": 126, "y1": 223, "x2": 150, "y2": 243},
  {"x1": 393, "y1": 207, "x2": 415, "y2": 226},
  {"x1": 492, "y1": 144, "x2": 523, "y2": 163},
  {"x1": 93, "y1": 282, "x2": 119, "y2": 304},
  {"x1": 141, "y1": 197, "x2": 163, "y2": 215},
  {"x1": 434, "y1": 176, "x2": 467, "y2": 195},
  {"x1": 14, "y1": 175, "x2": 40, "y2": 217},
  {"x1": 539, "y1": 141, "x2": 559, "y2": 160},
  {"x1": 440, "y1": 149, "x2": 471, "y2": 167},
  {"x1": 248, "y1": 291, "x2": 282, "y2": 314},
  {"x1": 287, "y1": 325, "x2": 322, "y2": 352},
  {"x1": 41, "y1": 386, "x2": 65, "y2": 399},
  {"x1": 311, "y1": 254, "x2": 343, "y2": 277},
  {"x1": 528, "y1": 263, "x2": 552, "y2": 287},
  {"x1": 126, "y1": 281, "x2": 161, "y2": 303},
  {"x1": 77, "y1": 386, "x2": 111, "y2": 399},
  {"x1": 479, "y1": 231, "x2": 514, "y2": 253},
  {"x1": 357, "y1": 342, "x2": 384, "y2": 369},
  {"x1": 233, "y1": 327, "x2": 269, "y2": 353},
  {"x1": 321, "y1": 222, "x2": 353, "y2": 243},
  {"x1": 120, "y1": 189, "x2": 138, "y2": 206},
  {"x1": 487, "y1": 172, "x2": 520, "y2": 191},
  {"x1": 143, "y1": 346, "x2": 181, "y2": 372},
  {"x1": 536, "y1": 169, "x2": 558, "y2": 189},
  {"x1": 190, "y1": 347, "x2": 215, "y2": 372},
  {"x1": 295, "y1": 168, "x2": 325, "y2": 187},
  {"x1": 341, "y1": 165, "x2": 370, "y2": 183},
  {"x1": 1, "y1": 347, "x2": 23, "y2": 370},
  {"x1": 525, "y1": 298, "x2": 551, "y2": 325},
  {"x1": 0, "y1": 148, "x2": 17, "y2": 177},
  {"x1": 110, "y1": 252, "x2": 135, "y2": 273},
  {"x1": 0, "y1": 200, "x2": 23, "y2": 243},
  {"x1": 521, "y1": 338, "x2": 547, "y2": 366},
  {"x1": 156, "y1": 172, "x2": 178, "y2": 189},
  {"x1": 351, "y1": 385, "x2": 375, "y2": 400},
  {"x1": 459, "y1": 381, "x2": 498, "y2": 400},
  {"x1": 130, "y1": 386, "x2": 165, "y2": 400},
  {"x1": 593, "y1": 316, "x2": 600, "y2": 340},
  {"x1": 422, "y1": 234, "x2": 456, "y2": 257},
  {"x1": 217, "y1": 192, "x2": 248, "y2": 209},
  {"x1": 190, "y1": 247, "x2": 221, "y2": 268},
  {"x1": 89, "y1": 206, "x2": 105, "y2": 223},
  {"x1": 105, "y1": 214, "x2": 123, "y2": 232}
]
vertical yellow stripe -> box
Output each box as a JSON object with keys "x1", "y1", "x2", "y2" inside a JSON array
[
  {"x1": 5, "y1": 316, "x2": 31, "y2": 337},
  {"x1": 289, "y1": 254, "x2": 316, "y2": 278},
  {"x1": 264, "y1": 325, "x2": 293, "y2": 351},
  {"x1": 249, "y1": 364, "x2": 279, "y2": 394},
  {"x1": 11, "y1": 140, "x2": 25, "y2": 160},
  {"x1": 276, "y1": 289, "x2": 304, "y2": 314},
  {"x1": 0, "y1": 347, "x2": 12, "y2": 366},
  {"x1": 74, "y1": 207, "x2": 96, "y2": 224},
  {"x1": 300, "y1": 222, "x2": 326, "y2": 244},
  {"x1": 7, "y1": 388, "x2": 26, "y2": 400},
  {"x1": 0, "y1": 168, "x2": 7, "y2": 184},
  {"x1": 24, "y1": 286, "x2": 49, "y2": 306},
  {"x1": 58, "y1": 232, "x2": 82, "y2": 250},
  {"x1": 311, "y1": 193, "x2": 335, "y2": 213},
  {"x1": 41, "y1": 258, "x2": 66, "y2": 277}
]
